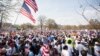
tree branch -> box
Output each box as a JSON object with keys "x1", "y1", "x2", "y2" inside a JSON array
[{"x1": 86, "y1": 0, "x2": 100, "y2": 12}]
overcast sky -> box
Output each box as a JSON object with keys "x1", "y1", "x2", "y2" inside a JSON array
[{"x1": 8, "y1": 0, "x2": 100, "y2": 25}]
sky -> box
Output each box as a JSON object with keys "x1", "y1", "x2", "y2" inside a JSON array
[{"x1": 8, "y1": 0, "x2": 100, "y2": 25}]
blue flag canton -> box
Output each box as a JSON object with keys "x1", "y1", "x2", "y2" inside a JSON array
[{"x1": 22, "y1": 2, "x2": 31, "y2": 14}]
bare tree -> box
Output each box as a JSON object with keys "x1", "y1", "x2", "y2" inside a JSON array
[
  {"x1": 38, "y1": 15, "x2": 46, "y2": 33},
  {"x1": 45, "y1": 18, "x2": 58, "y2": 30},
  {"x1": 20, "y1": 23, "x2": 34, "y2": 30},
  {"x1": 76, "y1": 0, "x2": 100, "y2": 29},
  {"x1": 0, "y1": 0, "x2": 20, "y2": 29}
]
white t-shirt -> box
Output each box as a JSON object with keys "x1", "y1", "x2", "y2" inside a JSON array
[
  {"x1": 94, "y1": 45, "x2": 100, "y2": 56},
  {"x1": 61, "y1": 50, "x2": 69, "y2": 56},
  {"x1": 75, "y1": 43, "x2": 88, "y2": 56},
  {"x1": 67, "y1": 44, "x2": 73, "y2": 56},
  {"x1": 6, "y1": 47, "x2": 16, "y2": 55}
]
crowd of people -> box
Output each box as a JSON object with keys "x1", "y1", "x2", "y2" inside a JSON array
[{"x1": 0, "y1": 30, "x2": 100, "y2": 56}]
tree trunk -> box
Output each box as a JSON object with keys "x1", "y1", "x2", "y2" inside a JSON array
[{"x1": 0, "y1": 13, "x2": 3, "y2": 29}]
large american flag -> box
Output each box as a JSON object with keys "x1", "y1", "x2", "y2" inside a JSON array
[
  {"x1": 24, "y1": 0, "x2": 38, "y2": 12},
  {"x1": 20, "y1": 2, "x2": 35, "y2": 23}
]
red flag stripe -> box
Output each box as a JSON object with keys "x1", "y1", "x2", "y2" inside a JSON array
[
  {"x1": 20, "y1": 8, "x2": 35, "y2": 23},
  {"x1": 25, "y1": 0, "x2": 37, "y2": 11},
  {"x1": 26, "y1": 0, "x2": 38, "y2": 10},
  {"x1": 21, "y1": 10, "x2": 35, "y2": 23},
  {"x1": 25, "y1": 0, "x2": 38, "y2": 12}
]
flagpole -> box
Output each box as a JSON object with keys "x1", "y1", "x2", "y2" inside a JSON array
[
  {"x1": 13, "y1": 12, "x2": 20, "y2": 25},
  {"x1": 13, "y1": 0, "x2": 38, "y2": 26},
  {"x1": 10, "y1": 1, "x2": 25, "y2": 32},
  {"x1": 13, "y1": 0, "x2": 24, "y2": 25}
]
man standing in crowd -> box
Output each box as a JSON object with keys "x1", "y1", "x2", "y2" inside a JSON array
[{"x1": 94, "y1": 42, "x2": 100, "y2": 56}]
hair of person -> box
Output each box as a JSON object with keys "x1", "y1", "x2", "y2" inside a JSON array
[{"x1": 63, "y1": 45, "x2": 68, "y2": 50}]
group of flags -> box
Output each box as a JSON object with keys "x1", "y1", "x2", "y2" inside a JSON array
[{"x1": 20, "y1": 0, "x2": 38, "y2": 23}]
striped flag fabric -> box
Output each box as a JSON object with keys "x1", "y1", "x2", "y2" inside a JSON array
[
  {"x1": 20, "y1": 2, "x2": 35, "y2": 23},
  {"x1": 41, "y1": 44, "x2": 50, "y2": 56},
  {"x1": 25, "y1": 0, "x2": 38, "y2": 12}
]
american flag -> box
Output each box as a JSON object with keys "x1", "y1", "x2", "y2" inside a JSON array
[
  {"x1": 20, "y1": 2, "x2": 35, "y2": 23},
  {"x1": 25, "y1": 0, "x2": 38, "y2": 12},
  {"x1": 41, "y1": 44, "x2": 50, "y2": 56}
]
